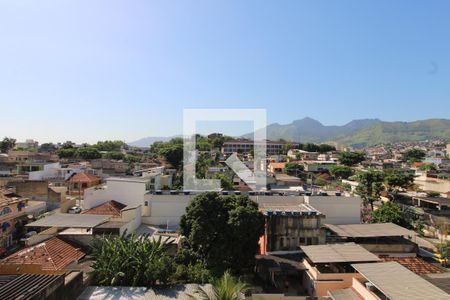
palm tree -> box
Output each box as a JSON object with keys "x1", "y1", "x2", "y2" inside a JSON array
[{"x1": 189, "y1": 271, "x2": 249, "y2": 300}]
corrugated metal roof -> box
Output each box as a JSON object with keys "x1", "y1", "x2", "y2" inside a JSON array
[
  {"x1": 301, "y1": 243, "x2": 381, "y2": 263},
  {"x1": 352, "y1": 262, "x2": 449, "y2": 300},
  {"x1": 26, "y1": 213, "x2": 109, "y2": 228},
  {"x1": 324, "y1": 223, "x2": 415, "y2": 238},
  {"x1": 0, "y1": 273, "x2": 63, "y2": 300}
]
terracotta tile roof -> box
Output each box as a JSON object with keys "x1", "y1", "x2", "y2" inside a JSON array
[
  {"x1": 81, "y1": 200, "x2": 126, "y2": 216},
  {"x1": 269, "y1": 163, "x2": 286, "y2": 169},
  {"x1": 381, "y1": 256, "x2": 444, "y2": 275},
  {"x1": 69, "y1": 172, "x2": 101, "y2": 183},
  {"x1": 1, "y1": 237, "x2": 85, "y2": 271}
]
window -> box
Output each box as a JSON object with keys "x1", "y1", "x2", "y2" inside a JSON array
[
  {"x1": 0, "y1": 207, "x2": 12, "y2": 216},
  {"x1": 144, "y1": 201, "x2": 148, "y2": 206}
]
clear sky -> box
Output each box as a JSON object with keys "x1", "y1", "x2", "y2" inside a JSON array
[{"x1": 1, "y1": 0, "x2": 449, "y2": 143}]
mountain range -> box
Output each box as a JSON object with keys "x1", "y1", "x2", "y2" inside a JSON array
[{"x1": 129, "y1": 118, "x2": 450, "y2": 147}]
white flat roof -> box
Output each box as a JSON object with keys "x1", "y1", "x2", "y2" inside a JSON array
[
  {"x1": 26, "y1": 213, "x2": 109, "y2": 228},
  {"x1": 352, "y1": 262, "x2": 449, "y2": 300}
]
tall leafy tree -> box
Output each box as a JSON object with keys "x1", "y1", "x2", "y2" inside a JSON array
[
  {"x1": 404, "y1": 148, "x2": 426, "y2": 163},
  {"x1": 355, "y1": 170, "x2": 385, "y2": 209},
  {"x1": 371, "y1": 201, "x2": 408, "y2": 227},
  {"x1": 158, "y1": 138, "x2": 184, "y2": 169},
  {"x1": 337, "y1": 151, "x2": 366, "y2": 166},
  {"x1": 76, "y1": 147, "x2": 102, "y2": 159},
  {"x1": 383, "y1": 169, "x2": 415, "y2": 194},
  {"x1": 329, "y1": 165, "x2": 353, "y2": 179},
  {"x1": 285, "y1": 162, "x2": 304, "y2": 177},
  {"x1": 0, "y1": 137, "x2": 16, "y2": 153},
  {"x1": 179, "y1": 192, "x2": 264, "y2": 275}
]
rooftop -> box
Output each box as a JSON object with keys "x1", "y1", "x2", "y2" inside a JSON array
[
  {"x1": 26, "y1": 213, "x2": 109, "y2": 228},
  {"x1": 0, "y1": 273, "x2": 64, "y2": 300},
  {"x1": 352, "y1": 262, "x2": 449, "y2": 300},
  {"x1": 69, "y1": 172, "x2": 101, "y2": 183},
  {"x1": 324, "y1": 222, "x2": 415, "y2": 238},
  {"x1": 0, "y1": 189, "x2": 25, "y2": 207},
  {"x1": 328, "y1": 288, "x2": 361, "y2": 300},
  {"x1": 1, "y1": 237, "x2": 85, "y2": 271},
  {"x1": 411, "y1": 195, "x2": 450, "y2": 206},
  {"x1": 381, "y1": 256, "x2": 444, "y2": 275},
  {"x1": 78, "y1": 284, "x2": 214, "y2": 300},
  {"x1": 81, "y1": 200, "x2": 126, "y2": 216},
  {"x1": 301, "y1": 243, "x2": 381, "y2": 264}
]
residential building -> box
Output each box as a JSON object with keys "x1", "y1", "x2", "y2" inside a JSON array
[
  {"x1": 268, "y1": 162, "x2": 286, "y2": 174},
  {"x1": 259, "y1": 200, "x2": 325, "y2": 253},
  {"x1": 14, "y1": 139, "x2": 39, "y2": 150},
  {"x1": 324, "y1": 223, "x2": 418, "y2": 257},
  {"x1": 222, "y1": 139, "x2": 298, "y2": 155},
  {"x1": 287, "y1": 149, "x2": 319, "y2": 160},
  {"x1": 0, "y1": 189, "x2": 27, "y2": 249},
  {"x1": 1, "y1": 236, "x2": 86, "y2": 271},
  {"x1": 68, "y1": 173, "x2": 102, "y2": 196},
  {"x1": 333, "y1": 262, "x2": 450, "y2": 300},
  {"x1": 301, "y1": 243, "x2": 381, "y2": 298},
  {"x1": 305, "y1": 195, "x2": 362, "y2": 224}
]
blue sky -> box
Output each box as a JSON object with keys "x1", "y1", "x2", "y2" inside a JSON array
[{"x1": 1, "y1": 1, "x2": 449, "y2": 143}]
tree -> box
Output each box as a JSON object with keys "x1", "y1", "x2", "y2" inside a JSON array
[
  {"x1": 0, "y1": 137, "x2": 16, "y2": 153},
  {"x1": 355, "y1": 170, "x2": 385, "y2": 209},
  {"x1": 94, "y1": 140, "x2": 125, "y2": 152},
  {"x1": 371, "y1": 202, "x2": 408, "y2": 226},
  {"x1": 404, "y1": 148, "x2": 426, "y2": 163},
  {"x1": 214, "y1": 173, "x2": 234, "y2": 190},
  {"x1": 104, "y1": 151, "x2": 125, "y2": 160},
  {"x1": 179, "y1": 192, "x2": 264, "y2": 275},
  {"x1": 76, "y1": 147, "x2": 102, "y2": 159},
  {"x1": 303, "y1": 143, "x2": 320, "y2": 152},
  {"x1": 434, "y1": 242, "x2": 450, "y2": 267},
  {"x1": 158, "y1": 138, "x2": 184, "y2": 169},
  {"x1": 285, "y1": 162, "x2": 304, "y2": 177},
  {"x1": 189, "y1": 271, "x2": 249, "y2": 300},
  {"x1": 329, "y1": 165, "x2": 353, "y2": 179},
  {"x1": 91, "y1": 233, "x2": 174, "y2": 286},
  {"x1": 318, "y1": 144, "x2": 336, "y2": 153},
  {"x1": 426, "y1": 191, "x2": 441, "y2": 197},
  {"x1": 383, "y1": 169, "x2": 415, "y2": 194},
  {"x1": 61, "y1": 141, "x2": 76, "y2": 149},
  {"x1": 419, "y1": 164, "x2": 436, "y2": 171},
  {"x1": 337, "y1": 151, "x2": 365, "y2": 166},
  {"x1": 39, "y1": 143, "x2": 57, "y2": 153},
  {"x1": 57, "y1": 147, "x2": 77, "y2": 158}
]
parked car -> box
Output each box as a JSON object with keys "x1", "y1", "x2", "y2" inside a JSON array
[{"x1": 68, "y1": 206, "x2": 82, "y2": 214}]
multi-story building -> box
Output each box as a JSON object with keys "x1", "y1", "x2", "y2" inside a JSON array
[
  {"x1": 221, "y1": 139, "x2": 299, "y2": 155},
  {"x1": 259, "y1": 202, "x2": 326, "y2": 253},
  {"x1": 301, "y1": 243, "x2": 381, "y2": 298},
  {"x1": 0, "y1": 189, "x2": 27, "y2": 249}
]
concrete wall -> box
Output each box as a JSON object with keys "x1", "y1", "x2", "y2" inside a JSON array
[
  {"x1": 7, "y1": 180, "x2": 48, "y2": 200},
  {"x1": 142, "y1": 194, "x2": 193, "y2": 226},
  {"x1": 29, "y1": 162, "x2": 60, "y2": 180},
  {"x1": 83, "y1": 179, "x2": 147, "y2": 210},
  {"x1": 305, "y1": 196, "x2": 361, "y2": 224},
  {"x1": 120, "y1": 205, "x2": 142, "y2": 234},
  {"x1": 265, "y1": 215, "x2": 325, "y2": 252}
]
